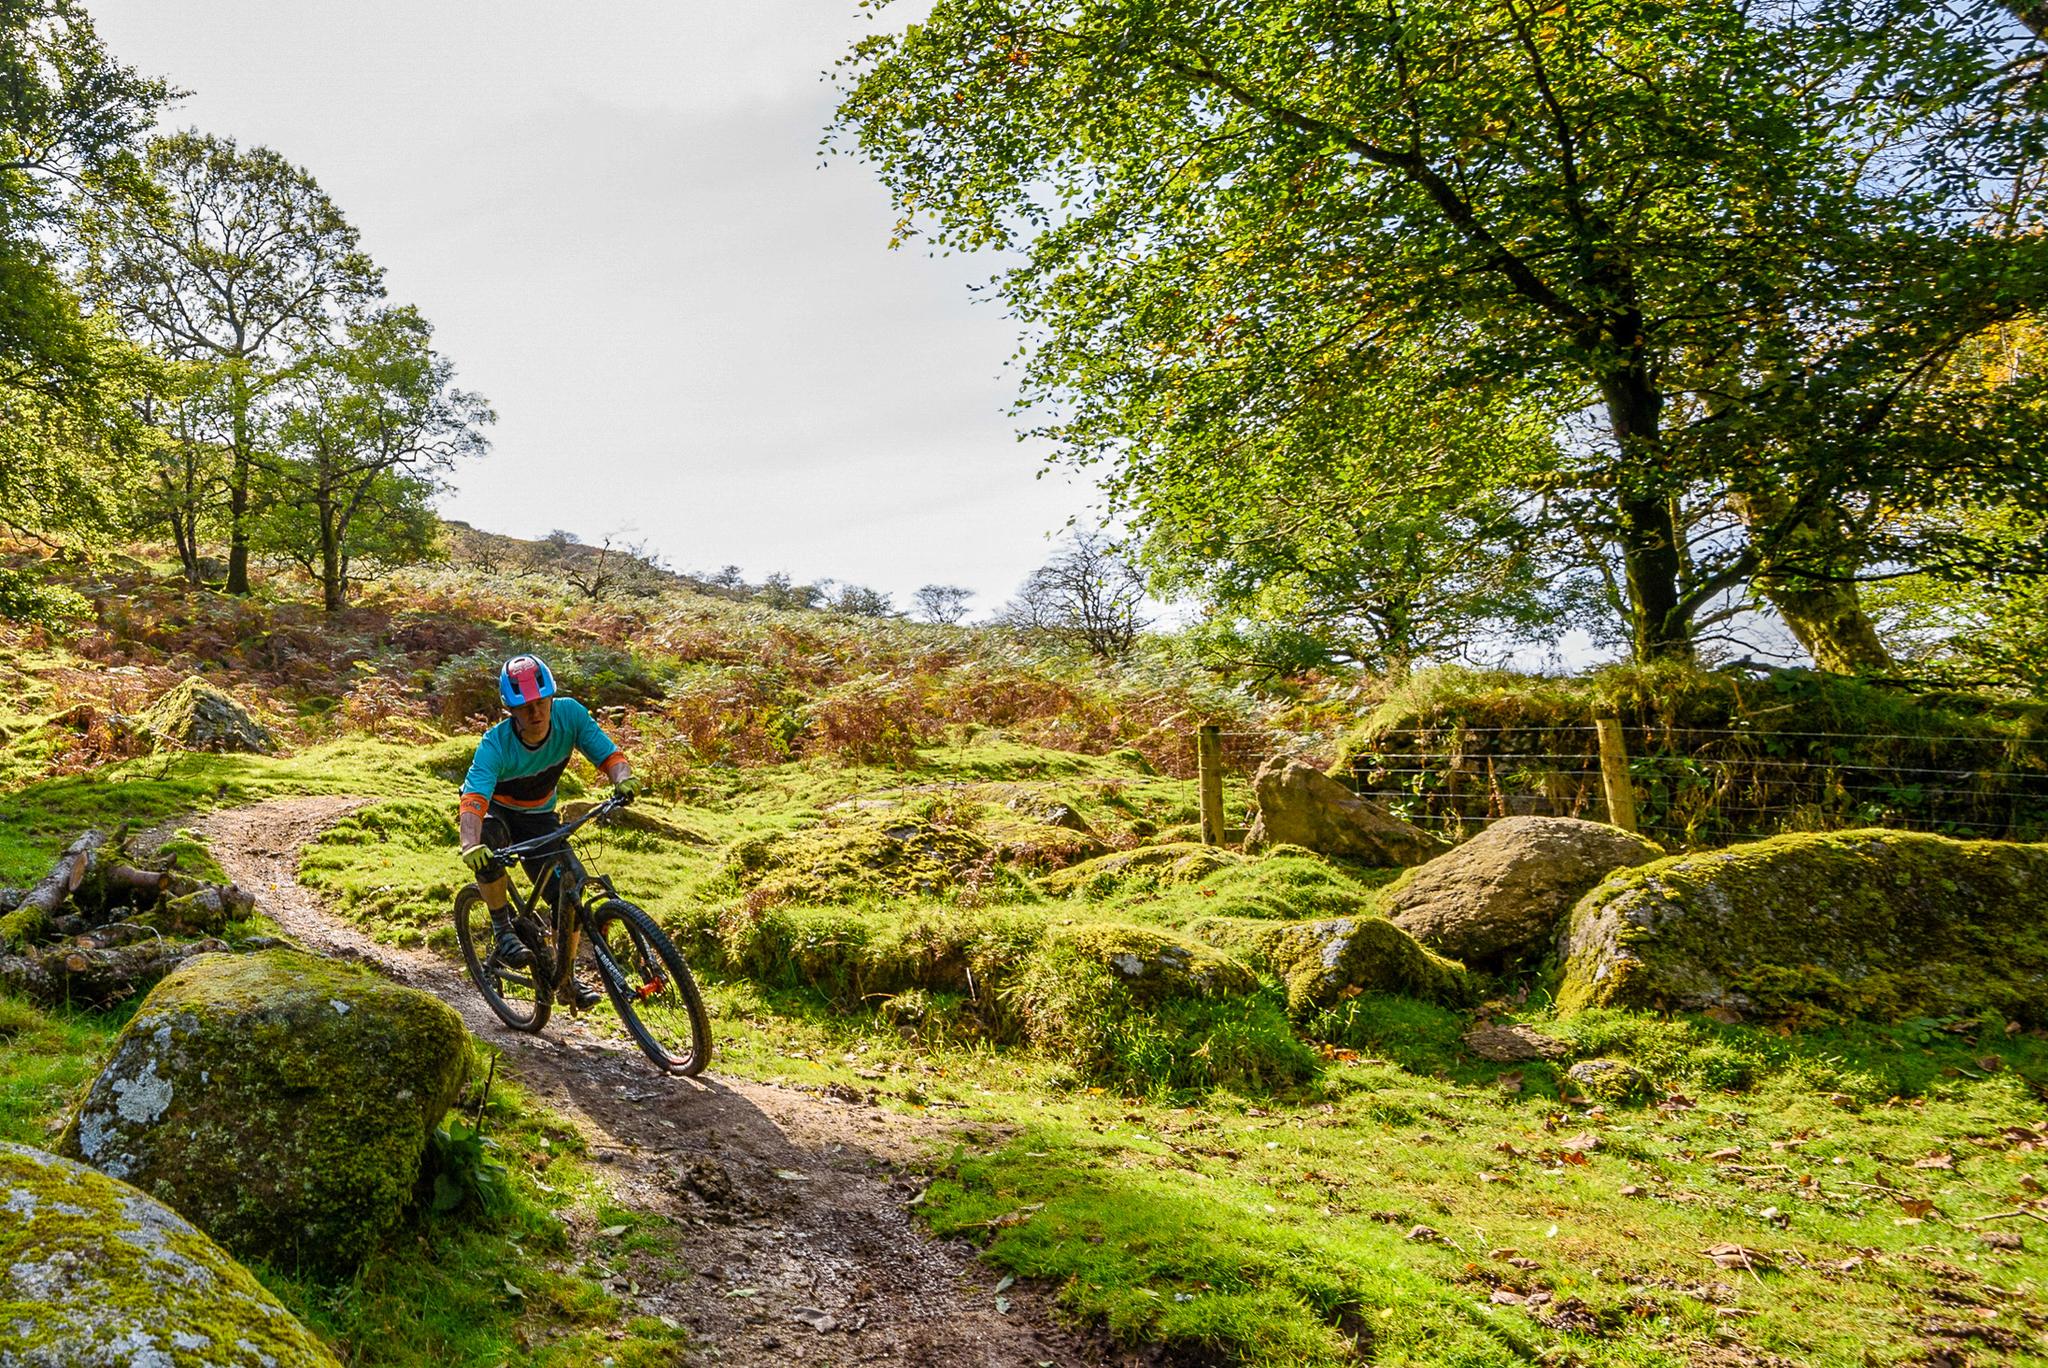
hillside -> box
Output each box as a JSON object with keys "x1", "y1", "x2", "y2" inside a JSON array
[{"x1": 2, "y1": 543, "x2": 2046, "y2": 1368}]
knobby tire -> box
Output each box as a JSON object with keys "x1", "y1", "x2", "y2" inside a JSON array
[
  {"x1": 455, "y1": 882, "x2": 553, "y2": 1033},
  {"x1": 588, "y1": 898, "x2": 712, "y2": 1076}
]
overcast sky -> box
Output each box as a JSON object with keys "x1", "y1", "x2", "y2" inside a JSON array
[{"x1": 86, "y1": 1, "x2": 1088, "y2": 616}]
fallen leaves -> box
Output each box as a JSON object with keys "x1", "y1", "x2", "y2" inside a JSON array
[
  {"x1": 1560, "y1": 1132, "x2": 1603, "y2": 1154},
  {"x1": 1913, "y1": 1153, "x2": 1955, "y2": 1171},
  {"x1": 1702, "y1": 1244, "x2": 1774, "y2": 1273}
]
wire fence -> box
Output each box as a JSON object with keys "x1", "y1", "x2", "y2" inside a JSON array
[{"x1": 1186, "y1": 724, "x2": 2048, "y2": 849}]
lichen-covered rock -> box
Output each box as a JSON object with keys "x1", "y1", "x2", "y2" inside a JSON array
[
  {"x1": 1566, "y1": 1058, "x2": 1650, "y2": 1103},
  {"x1": 723, "y1": 816, "x2": 999, "y2": 904},
  {"x1": 1244, "y1": 757, "x2": 1444, "y2": 865},
  {"x1": 0, "y1": 1141, "x2": 340, "y2": 1367},
  {"x1": 138, "y1": 676, "x2": 276, "y2": 754},
  {"x1": 1382, "y1": 817, "x2": 1664, "y2": 966},
  {"x1": 1038, "y1": 842, "x2": 1244, "y2": 897},
  {"x1": 1193, "y1": 914, "x2": 1473, "y2": 1016},
  {"x1": 56, "y1": 948, "x2": 471, "y2": 1271},
  {"x1": 1557, "y1": 829, "x2": 2048, "y2": 1024}
]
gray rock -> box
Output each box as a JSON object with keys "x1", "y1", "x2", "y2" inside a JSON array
[
  {"x1": 1557, "y1": 828, "x2": 2048, "y2": 1024},
  {"x1": 1566, "y1": 1057, "x2": 1650, "y2": 1103},
  {"x1": 56, "y1": 948, "x2": 471, "y2": 1272},
  {"x1": 1383, "y1": 816, "x2": 1663, "y2": 966},
  {"x1": 1243, "y1": 757, "x2": 1442, "y2": 865},
  {"x1": 0, "y1": 1141, "x2": 339, "y2": 1367},
  {"x1": 137, "y1": 676, "x2": 275, "y2": 754}
]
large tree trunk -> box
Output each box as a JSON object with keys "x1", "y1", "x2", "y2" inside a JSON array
[
  {"x1": 320, "y1": 495, "x2": 346, "y2": 612},
  {"x1": 1732, "y1": 490, "x2": 1892, "y2": 674},
  {"x1": 1601, "y1": 369, "x2": 1693, "y2": 661},
  {"x1": 226, "y1": 372, "x2": 253, "y2": 595}
]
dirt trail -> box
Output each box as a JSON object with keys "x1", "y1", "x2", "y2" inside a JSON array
[{"x1": 189, "y1": 797, "x2": 1137, "y2": 1368}]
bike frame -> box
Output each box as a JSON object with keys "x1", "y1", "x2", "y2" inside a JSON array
[{"x1": 492, "y1": 796, "x2": 627, "y2": 1005}]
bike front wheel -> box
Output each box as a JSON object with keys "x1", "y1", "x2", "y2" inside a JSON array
[
  {"x1": 587, "y1": 899, "x2": 711, "y2": 1076},
  {"x1": 455, "y1": 883, "x2": 553, "y2": 1033}
]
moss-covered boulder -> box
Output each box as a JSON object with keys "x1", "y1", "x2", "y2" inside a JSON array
[
  {"x1": 138, "y1": 675, "x2": 276, "y2": 754},
  {"x1": 1557, "y1": 829, "x2": 2048, "y2": 1024},
  {"x1": 1195, "y1": 915, "x2": 1473, "y2": 1017},
  {"x1": 0, "y1": 1141, "x2": 340, "y2": 1367},
  {"x1": 723, "y1": 816, "x2": 1000, "y2": 904},
  {"x1": 1007, "y1": 924, "x2": 1312, "y2": 1092},
  {"x1": 1566, "y1": 1057, "x2": 1651, "y2": 1104},
  {"x1": 1382, "y1": 816, "x2": 1664, "y2": 967},
  {"x1": 1038, "y1": 841, "x2": 1245, "y2": 897},
  {"x1": 1244, "y1": 756, "x2": 1445, "y2": 865},
  {"x1": 56, "y1": 948, "x2": 471, "y2": 1271}
]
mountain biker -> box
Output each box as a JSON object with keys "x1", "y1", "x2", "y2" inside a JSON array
[{"x1": 457, "y1": 653, "x2": 640, "y2": 1010}]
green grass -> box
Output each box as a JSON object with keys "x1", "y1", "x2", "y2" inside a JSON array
[{"x1": 6, "y1": 562, "x2": 2048, "y2": 1366}]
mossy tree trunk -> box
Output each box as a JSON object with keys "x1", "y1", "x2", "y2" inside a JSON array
[{"x1": 1733, "y1": 489, "x2": 1893, "y2": 674}]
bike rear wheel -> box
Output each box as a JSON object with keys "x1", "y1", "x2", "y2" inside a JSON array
[
  {"x1": 455, "y1": 883, "x2": 553, "y2": 1033},
  {"x1": 588, "y1": 899, "x2": 711, "y2": 1076}
]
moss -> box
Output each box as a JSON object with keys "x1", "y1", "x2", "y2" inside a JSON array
[
  {"x1": 722, "y1": 813, "x2": 1014, "y2": 905},
  {"x1": 1183, "y1": 849, "x2": 1391, "y2": 923},
  {"x1": 0, "y1": 1141, "x2": 340, "y2": 1366},
  {"x1": 56, "y1": 948, "x2": 473, "y2": 1272},
  {"x1": 1191, "y1": 915, "x2": 1474, "y2": 1018},
  {"x1": 1038, "y1": 842, "x2": 1245, "y2": 898},
  {"x1": 1005, "y1": 924, "x2": 1311, "y2": 1094},
  {"x1": 1564, "y1": 1057, "x2": 1651, "y2": 1104},
  {"x1": 683, "y1": 901, "x2": 1052, "y2": 1013},
  {"x1": 1558, "y1": 828, "x2": 2048, "y2": 1024},
  {"x1": 0, "y1": 901, "x2": 48, "y2": 952}
]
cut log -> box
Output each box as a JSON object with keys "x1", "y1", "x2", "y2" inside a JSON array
[
  {"x1": 0, "y1": 937, "x2": 230, "y2": 1010},
  {"x1": 19, "y1": 831, "x2": 105, "y2": 917},
  {"x1": 105, "y1": 864, "x2": 172, "y2": 896}
]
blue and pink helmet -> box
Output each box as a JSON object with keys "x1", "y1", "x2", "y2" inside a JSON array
[{"x1": 498, "y1": 654, "x2": 557, "y2": 708}]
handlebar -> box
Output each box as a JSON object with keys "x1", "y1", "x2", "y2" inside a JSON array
[{"x1": 491, "y1": 792, "x2": 633, "y2": 860}]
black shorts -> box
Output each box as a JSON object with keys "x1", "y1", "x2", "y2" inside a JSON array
[{"x1": 479, "y1": 806, "x2": 584, "y2": 907}]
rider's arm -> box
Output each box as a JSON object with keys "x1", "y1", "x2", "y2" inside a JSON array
[
  {"x1": 458, "y1": 732, "x2": 499, "y2": 851},
  {"x1": 568, "y1": 700, "x2": 632, "y2": 787}
]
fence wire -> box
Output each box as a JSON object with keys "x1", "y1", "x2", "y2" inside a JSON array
[{"x1": 1185, "y1": 725, "x2": 2048, "y2": 848}]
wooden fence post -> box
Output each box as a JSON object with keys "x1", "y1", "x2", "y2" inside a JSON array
[
  {"x1": 1595, "y1": 716, "x2": 1638, "y2": 833},
  {"x1": 1198, "y1": 724, "x2": 1225, "y2": 846}
]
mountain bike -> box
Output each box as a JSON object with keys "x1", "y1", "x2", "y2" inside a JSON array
[{"x1": 454, "y1": 794, "x2": 711, "y2": 1076}]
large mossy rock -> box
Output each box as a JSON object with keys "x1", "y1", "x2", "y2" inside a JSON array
[
  {"x1": 1382, "y1": 816, "x2": 1664, "y2": 966},
  {"x1": 138, "y1": 675, "x2": 276, "y2": 754},
  {"x1": 1244, "y1": 757, "x2": 1443, "y2": 865},
  {"x1": 56, "y1": 948, "x2": 471, "y2": 1271},
  {"x1": 0, "y1": 1141, "x2": 340, "y2": 1367},
  {"x1": 1195, "y1": 915, "x2": 1474, "y2": 1017},
  {"x1": 1558, "y1": 829, "x2": 2048, "y2": 1024}
]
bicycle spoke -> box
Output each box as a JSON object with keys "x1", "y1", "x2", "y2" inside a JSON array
[
  {"x1": 455, "y1": 884, "x2": 550, "y2": 1033},
  {"x1": 590, "y1": 900, "x2": 711, "y2": 1075}
]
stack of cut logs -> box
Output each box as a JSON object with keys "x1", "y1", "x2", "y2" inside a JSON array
[{"x1": 0, "y1": 831, "x2": 259, "y2": 1009}]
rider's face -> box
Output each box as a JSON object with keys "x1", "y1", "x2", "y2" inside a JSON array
[{"x1": 509, "y1": 695, "x2": 552, "y2": 740}]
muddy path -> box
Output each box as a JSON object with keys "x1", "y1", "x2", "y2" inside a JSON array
[{"x1": 187, "y1": 797, "x2": 1142, "y2": 1368}]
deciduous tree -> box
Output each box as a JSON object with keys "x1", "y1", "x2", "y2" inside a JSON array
[
  {"x1": 258, "y1": 307, "x2": 491, "y2": 610},
  {"x1": 835, "y1": 0, "x2": 2048, "y2": 668},
  {"x1": 80, "y1": 131, "x2": 383, "y2": 594}
]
